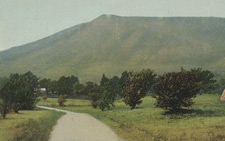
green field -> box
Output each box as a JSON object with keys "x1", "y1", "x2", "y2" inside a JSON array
[
  {"x1": 0, "y1": 109, "x2": 65, "y2": 141},
  {"x1": 38, "y1": 94, "x2": 225, "y2": 141}
]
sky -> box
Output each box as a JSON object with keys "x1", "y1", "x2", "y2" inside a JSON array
[{"x1": 0, "y1": 0, "x2": 225, "y2": 51}]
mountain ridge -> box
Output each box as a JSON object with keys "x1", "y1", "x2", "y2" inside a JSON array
[{"x1": 1, "y1": 15, "x2": 225, "y2": 82}]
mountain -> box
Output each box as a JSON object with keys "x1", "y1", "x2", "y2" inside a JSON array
[{"x1": 1, "y1": 15, "x2": 225, "y2": 82}]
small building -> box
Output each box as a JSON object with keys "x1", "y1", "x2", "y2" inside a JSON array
[{"x1": 34, "y1": 88, "x2": 47, "y2": 95}]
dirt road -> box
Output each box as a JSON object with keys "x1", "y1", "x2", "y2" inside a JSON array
[{"x1": 37, "y1": 106, "x2": 122, "y2": 141}]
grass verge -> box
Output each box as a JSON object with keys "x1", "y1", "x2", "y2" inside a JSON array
[
  {"x1": 38, "y1": 94, "x2": 225, "y2": 141},
  {"x1": 0, "y1": 109, "x2": 65, "y2": 141}
]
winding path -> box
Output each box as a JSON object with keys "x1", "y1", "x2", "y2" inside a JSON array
[{"x1": 37, "y1": 106, "x2": 122, "y2": 141}]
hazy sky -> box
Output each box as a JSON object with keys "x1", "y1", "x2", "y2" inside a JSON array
[{"x1": 1, "y1": 0, "x2": 225, "y2": 51}]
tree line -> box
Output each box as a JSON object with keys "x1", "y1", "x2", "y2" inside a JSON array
[
  {"x1": 87, "y1": 68, "x2": 222, "y2": 111},
  {"x1": 1, "y1": 67, "x2": 225, "y2": 118}
]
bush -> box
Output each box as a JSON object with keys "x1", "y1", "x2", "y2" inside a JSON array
[
  {"x1": 153, "y1": 70, "x2": 201, "y2": 111},
  {"x1": 42, "y1": 96, "x2": 48, "y2": 101},
  {"x1": 123, "y1": 69, "x2": 156, "y2": 109},
  {"x1": 58, "y1": 95, "x2": 67, "y2": 107}
]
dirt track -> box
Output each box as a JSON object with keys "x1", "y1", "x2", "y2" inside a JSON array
[{"x1": 37, "y1": 106, "x2": 122, "y2": 141}]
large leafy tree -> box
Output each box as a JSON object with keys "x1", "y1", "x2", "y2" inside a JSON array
[
  {"x1": 154, "y1": 69, "x2": 202, "y2": 111},
  {"x1": 98, "y1": 77, "x2": 119, "y2": 111},
  {"x1": 73, "y1": 82, "x2": 86, "y2": 97},
  {"x1": 0, "y1": 72, "x2": 39, "y2": 117},
  {"x1": 190, "y1": 68, "x2": 216, "y2": 93},
  {"x1": 123, "y1": 69, "x2": 157, "y2": 109},
  {"x1": 20, "y1": 72, "x2": 39, "y2": 110},
  {"x1": 57, "y1": 75, "x2": 79, "y2": 96}
]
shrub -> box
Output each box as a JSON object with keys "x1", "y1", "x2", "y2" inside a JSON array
[
  {"x1": 58, "y1": 95, "x2": 67, "y2": 107},
  {"x1": 123, "y1": 69, "x2": 156, "y2": 109},
  {"x1": 43, "y1": 96, "x2": 48, "y2": 101},
  {"x1": 10, "y1": 111, "x2": 64, "y2": 141},
  {"x1": 153, "y1": 70, "x2": 201, "y2": 111}
]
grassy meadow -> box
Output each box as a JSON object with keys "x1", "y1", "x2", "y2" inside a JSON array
[
  {"x1": 38, "y1": 94, "x2": 225, "y2": 141},
  {"x1": 0, "y1": 109, "x2": 65, "y2": 141}
]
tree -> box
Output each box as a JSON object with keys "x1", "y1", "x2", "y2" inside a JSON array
[
  {"x1": 153, "y1": 69, "x2": 201, "y2": 111},
  {"x1": 57, "y1": 76, "x2": 79, "y2": 97},
  {"x1": 190, "y1": 68, "x2": 216, "y2": 93},
  {"x1": 73, "y1": 82, "x2": 86, "y2": 97},
  {"x1": 0, "y1": 74, "x2": 20, "y2": 114},
  {"x1": 20, "y1": 72, "x2": 39, "y2": 110},
  {"x1": 23, "y1": 71, "x2": 39, "y2": 89},
  {"x1": 0, "y1": 82, "x2": 13, "y2": 118},
  {"x1": 123, "y1": 69, "x2": 156, "y2": 109},
  {"x1": 0, "y1": 71, "x2": 39, "y2": 117},
  {"x1": 7, "y1": 72, "x2": 38, "y2": 112},
  {"x1": 58, "y1": 95, "x2": 67, "y2": 106},
  {"x1": 108, "y1": 76, "x2": 121, "y2": 99},
  {"x1": 100, "y1": 74, "x2": 109, "y2": 86},
  {"x1": 98, "y1": 90, "x2": 115, "y2": 111},
  {"x1": 118, "y1": 71, "x2": 133, "y2": 98},
  {"x1": 98, "y1": 81, "x2": 117, "y2": 111},
  {"x1": 86, "y1": 82, "x2": 101, "y2": 108},
  {"x1": 49, "y1": 80, "x2": 58, "y2": 95}
]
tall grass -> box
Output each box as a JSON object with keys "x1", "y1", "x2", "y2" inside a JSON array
[{"x1": 0, "y1": 109, "x2": 65, "y2": 141}]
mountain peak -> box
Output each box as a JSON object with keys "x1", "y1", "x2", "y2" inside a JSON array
[{"x1": 94, "y1": 14, "x2": 121, "y2": 20}]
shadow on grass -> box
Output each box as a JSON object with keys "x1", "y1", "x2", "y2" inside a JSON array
[
  {"x1": 163, "y1": 109, "x2": 225, "y2": 118},
  {"x1": 1, "y1": 117, "x2": 24, "y2": 120},
  {"x1": 67, "y1": 104, "x2": 90, "y2": 107}
]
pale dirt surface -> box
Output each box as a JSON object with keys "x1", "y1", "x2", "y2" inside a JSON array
[{"x1": 37, "y1": 106, "x2": 122, "y2": 141}]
